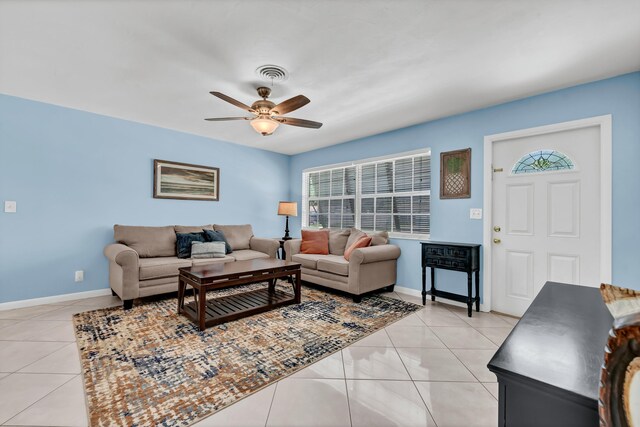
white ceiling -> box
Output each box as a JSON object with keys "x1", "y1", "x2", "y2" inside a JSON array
[{"x1": 1, "y1": 1, "x2": 639, "y2": 155}]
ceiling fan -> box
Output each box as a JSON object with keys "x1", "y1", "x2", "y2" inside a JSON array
[{"x1": 205, "y1": 87, "x2": 322, "y2": 136}]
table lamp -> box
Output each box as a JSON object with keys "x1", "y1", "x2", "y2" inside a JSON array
[{"x1": 277, "y1": 201, "x2": 298, "y2": 241}]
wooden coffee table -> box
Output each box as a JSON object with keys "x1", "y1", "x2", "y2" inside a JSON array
[{"x1": 177, "y1": 258, "x2": 301, "y2": 331}]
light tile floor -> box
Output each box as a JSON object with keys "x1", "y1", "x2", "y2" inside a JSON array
[{"x1": 0, "y1": 291, "x2": 518, "y2": 427}]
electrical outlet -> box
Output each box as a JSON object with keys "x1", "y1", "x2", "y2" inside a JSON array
[
  {"x1": 75, "y1": 270, "x2": 84, "y2": 282},
  {"x1": 4, "y1": 201, "x2": 16, "y2": 213},
  {"x1": 470, "y1": 208, "x2": 483, "y2": 219}
]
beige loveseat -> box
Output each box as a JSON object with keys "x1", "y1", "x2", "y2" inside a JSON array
[
  {"x1": 104, "y1": 224, "x2": 279, "y2": 309},
  {"x1": 284, "y1": 228, "x2": 401, "y2": 302}
]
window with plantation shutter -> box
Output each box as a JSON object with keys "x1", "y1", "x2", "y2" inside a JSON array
[
  {"x1": 303, "y1": 150, "x2": 431, "y2": 238},
  {"x1": 306, "y1": 166, "x2": 356, "y2": 229}
]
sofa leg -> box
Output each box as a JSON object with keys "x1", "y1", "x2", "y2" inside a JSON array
[
  {"x1": 111, "y1": 289, "x2": 117, "y2": 297},
  {"x1": 123, "y1": 300, "x2": 133, "y2": 310},
  {"x1": 385, "y1": 284, "x2": 395, "y2": 292},
  {"x1": 352, "y1": 295, "x2": 362, "y2": 303}
]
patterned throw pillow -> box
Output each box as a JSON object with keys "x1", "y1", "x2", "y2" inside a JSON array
[
  {"x1": 176, "y1": 232, "x2": 207, "y2": 258},
  {"x1": 191, "y1": 241, "x2": 226, "y2": 259},
  {"x1": 344, "y1": 236, "x2": 372, "y2": 261},
  {"x1": 202, "y1": 229, "x2": 233, "y2": 254}
]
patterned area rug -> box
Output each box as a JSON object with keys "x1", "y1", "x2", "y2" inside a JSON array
[{"x1": 73, "y1": 281, "x2": 420, "y2": 426}]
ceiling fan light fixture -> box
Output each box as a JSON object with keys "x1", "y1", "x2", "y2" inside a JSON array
[{"x1": 250, "y1": 116, "x2": 279, "y2": 136}]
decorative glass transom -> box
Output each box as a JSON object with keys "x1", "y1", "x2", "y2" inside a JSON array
[{"x1": 511, "y1": 149, "x2": 575, "y2": 174}]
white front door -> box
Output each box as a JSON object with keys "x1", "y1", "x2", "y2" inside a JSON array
[{"x1": 491, "y1": 125, "x2": 602, "y2": 316}]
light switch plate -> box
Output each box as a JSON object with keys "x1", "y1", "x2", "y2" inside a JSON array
[
  {"x1": 4, "y1": 201, "x2": 16, "y2": 213},
  {"x1": 470, "y1": 208, "x2": 482, "y2": 219}
]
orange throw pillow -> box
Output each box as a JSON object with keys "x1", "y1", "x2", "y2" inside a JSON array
[
  {"x1": 344, "y1": 236, "x2": 372, "y2": 260},
  {"x1": 300, "y1": 230, "x2": 330, "y2": 255}
]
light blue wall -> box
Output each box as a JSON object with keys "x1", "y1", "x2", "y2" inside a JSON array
[
  {"x1": 2, "y1": 72, "x2": 638, "y2": 304},
  {"x1": 289, "y1": 72, "x2": 640, "y2": 296},
  {"x1": 0, "y1": 95, "x2": 290, "y2": 303}
]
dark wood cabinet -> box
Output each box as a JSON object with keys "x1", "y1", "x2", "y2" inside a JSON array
[
  {"x1": 420, "y1": 241, "x2": 481, "y2": 316},
  {"x1": 487, "y1": 282, "x2": 612, "y2": 427}
]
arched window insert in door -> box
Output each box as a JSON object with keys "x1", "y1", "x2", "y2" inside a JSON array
[{"x1": 511, "y1": 149, "x2": 575, "y2": 174}]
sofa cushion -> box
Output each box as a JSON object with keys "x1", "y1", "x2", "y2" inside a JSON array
[
  {"x1": 202, "y1": 229, "x2": 233, "y2": 254},
  {"x1": 229, "y1": 249, "x2": 270, "y2": 261},
  {"x1": 368, "y1": 230, "x2": 389, "y2": 246},
  {"x1": 291, "y1": 253, "x2": 326, "y2": 270},
  {"x1": 139, "y1": 257, "x2": 191, "y2": 280},
  {"x1": 317, "y1": 255, "x2": 350, "y2": 276},
  {"x1": 302, "y1": 267, "x2": 349, "y2": 284},
  {"x1": 346, "y1": 228, "x2": 368, "y2": 250},
  {"x1": 328, "y1": 229, "x2": 351, "y2": 256},
  {"x1": 175, "y1": 225, "x2": 213, "y2": 233},
  {"x1": 191, "y1": 256, "x2": 235, "y2": 266},
  {"x1": 114, "y1": 225, "x2": 177, "y2": 258},
  {"x1": 344, "y1": 236, "x2": 372, "y2": 261},
  {"x1": 176, "y1": 232, "x2": 207, "y2": 258},
  {"x1": 301, "y1": 229, "x2": 329, "y2": 255},
  {"x1": 213, "y1": 224, "x2": 253, "y2": 250}
]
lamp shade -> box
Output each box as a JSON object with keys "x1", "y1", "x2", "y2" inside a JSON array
[
  {"x1": 277, "y1": 201, "x2": 298, "y2": 217},
  {"x1": 250, "y1": 116, "x2": 279, "y2": 136}
]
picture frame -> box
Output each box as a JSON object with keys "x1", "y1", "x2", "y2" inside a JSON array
[
  {"x1": 153, "y1": 159, "x2": 219, "y2": 201},
  {"x1": 440, "y1": 148, "x2": 471, "y2": 199}
]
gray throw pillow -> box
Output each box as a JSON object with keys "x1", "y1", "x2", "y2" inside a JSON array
[{"x1": 191, "y1": 241, "x2": 226, "y2": 259}]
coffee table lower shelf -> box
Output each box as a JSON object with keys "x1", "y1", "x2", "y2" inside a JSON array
[{"x1": 181, "y1": 287, "x2": 295, "y2": 329}]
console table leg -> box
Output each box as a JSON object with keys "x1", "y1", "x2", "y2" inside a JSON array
[
  {"x1": 430, "y1": 267, "x2": 436, "y2": 302},
  {"x1": 467, "y1": 273, "x2": 472, "y2": 317},
  {"x1": 268, "y1": 278, "x2": 275, "y2": 293},
  {"x1": 421, "y1": 266, "x2": 427, "y2": 305},
  {"x1": 475, "y1": 270, "x2": 480, "y2": 312}
]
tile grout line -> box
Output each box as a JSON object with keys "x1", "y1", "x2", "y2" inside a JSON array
[
  {"x1": 1, "y1": 341, "x2": 72, "y2": 375},
  {"x1": 390, "y1": 324, "x2": 440, "y2": 426},
  {"x1": 481, "y1": 382, "x2": 499, "y2": 401},
  {"x1": 15, "y1": 341, "x2": 79, "y2": 374},
  {"x1": 263, "y1": 381, "x2": 278, "y2": 427},
  {"x1": 2, "y1": 373, "x2": 79, "y2": 425},
  {"x1": 340, "y1": 350, "x2": 354, "y2": 427}
]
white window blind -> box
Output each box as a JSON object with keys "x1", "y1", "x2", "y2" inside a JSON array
[{"x1": 303, "y1": 150, "x2": 431, "y2": 238}]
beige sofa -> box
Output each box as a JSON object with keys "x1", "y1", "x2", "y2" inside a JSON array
[
  {"x1": 284, "y1": 228, "x2": 401, "y2": 302},
  {"x1": 104, "y1": 224, "x2": 279, "y2": 309}
]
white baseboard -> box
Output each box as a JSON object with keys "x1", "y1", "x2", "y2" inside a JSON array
[
  {"x1": 0, "y1": 288, "x2": 113, "y2": 311},
  {"x1": 394, "y1": 285, "x2": 488, "y2": 312}
]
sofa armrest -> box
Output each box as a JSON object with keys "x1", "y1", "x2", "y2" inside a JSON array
[
  {"x1": 104, "y1": 243, "x2": 139, "y2": 267},
  {"x1": 284, "y1": 239, "x2": 302, "y2": 261},
  {"x1": 250, "y1": 237, "x2": 280, "y2": 258},
  {"x1": 104, "y1": 243, "x2": 140, "y2": 301},
  {"x1": 349, "y1": 244, "x2": 401, "y2": 266}
]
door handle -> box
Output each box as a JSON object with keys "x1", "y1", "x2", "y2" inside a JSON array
[
  {"x1": 493, "y1": 238, "x2": 501, "y2": 244},
  {"x1": 494, "y1": 226, "x2": 501, "y2": 232}
]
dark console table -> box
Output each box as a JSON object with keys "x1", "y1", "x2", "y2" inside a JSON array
[
  {"x1": 420, "y1": 241, "x2": 480, "y2": 317},
  {"x1": 488, "y1": 282, "x2": 612, "y2": 427}
]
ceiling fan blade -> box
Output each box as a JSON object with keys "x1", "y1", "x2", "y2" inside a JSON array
[
  {"x1": 270, "y1": 95, "x2": 310, "y2": 115},
  {"x1": 210, "y1": 92, "x2": 255, "y2": 113},
  {"x1": 204, "y1": 117, "x2": 253, "y2": 121},
  {"x1": 273, "y1": 117, "x2": 323, "y2": 129}
]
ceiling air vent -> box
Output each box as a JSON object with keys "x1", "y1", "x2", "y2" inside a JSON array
[{"x1": 255, "y1": 64, "x2": 289, "y2": 82}]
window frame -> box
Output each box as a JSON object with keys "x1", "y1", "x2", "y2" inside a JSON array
[{"x1": 302, "y1": 149, "x2": 431, "y2": 240}]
